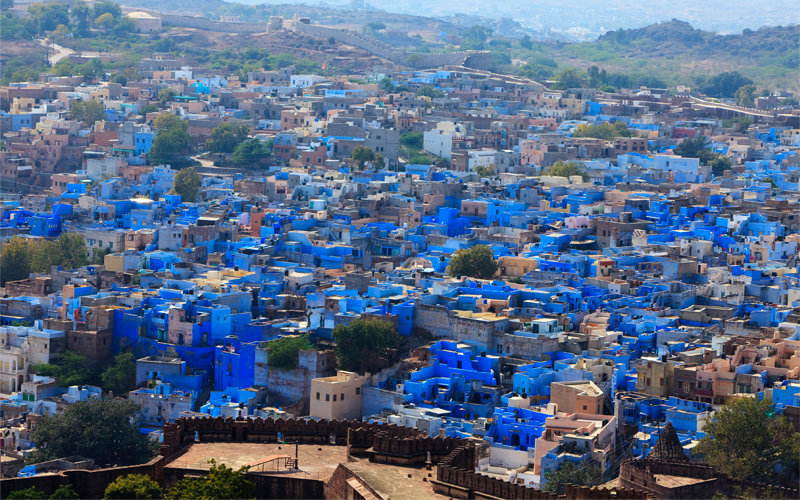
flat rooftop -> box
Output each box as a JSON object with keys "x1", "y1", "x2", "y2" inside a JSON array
[
  {"x1": 339, "y1": 461, "x2": 447, "y2": 500},
  {"x1": 165, "y1": 442, "x2": 348, "y2": 481}
]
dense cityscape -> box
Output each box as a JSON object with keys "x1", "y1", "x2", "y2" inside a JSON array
[{"x1": 0, "y1": 1, "x2": 799, "y2": 499}]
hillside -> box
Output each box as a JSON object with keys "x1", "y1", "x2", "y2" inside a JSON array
[{"x1": 539, "y1": 20, "x2": 800, "y2": 91}]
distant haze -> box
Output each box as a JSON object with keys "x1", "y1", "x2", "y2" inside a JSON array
[{"x1": 236, "y1": 0, "x2": 798, "y2": 39}]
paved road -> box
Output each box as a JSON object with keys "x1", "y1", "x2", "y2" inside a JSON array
[{"x1": 40, "y1": 38, "x2": 75, "y2": 66}]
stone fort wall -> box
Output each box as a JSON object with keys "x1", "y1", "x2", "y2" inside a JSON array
[
  {"x1": 1, "y1": 416, "x2": 668, "y2": 499},
  {"x1": 125, "y1": 8, "x2": 491, "y2": 70}
]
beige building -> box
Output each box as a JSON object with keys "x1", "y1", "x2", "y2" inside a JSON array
[
  {"x1": 549, "y1": 380, "x2": 604, "y2": 414},
  {"x1": 636, "y1": 358, "x2": 675, "y2": 397},
  {"x1": 309, "y1": 371, "x2": 366, "y2": 420},
  {"x1": 126, "y1": 12, "x2": 162, "y2": 33}
]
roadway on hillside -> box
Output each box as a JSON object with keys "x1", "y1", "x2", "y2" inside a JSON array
[{"x1": 40, "y1": 38, "x2": 75, "y2": 66}]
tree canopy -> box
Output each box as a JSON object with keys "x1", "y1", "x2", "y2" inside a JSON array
[
  {"x1": 0, "y1": 233, "x2": 89, "y2": 285},
  {"x1": 207, "y1": 122, "x2": 249, "y2": 154},
  {"x1": 572, "y1": 122, "x2": 633, "y2": 140},
  {"x1": 100, "y1": 353, "x2": 136, "y2": 395},
  {"x1": 701, "y1": 71, "x2": 753, "y2": 98},
  {"x1": 6, "y1": 487, "x2": 48, "y2": 500},
  {"x1": 735, "y1": 84, "x2": 757, "y2": 107},
  {"x1": 165, "y1": 461, "x2": 255, "y2": 500},
  {"x1": 266, "y1": 335, "x2": 313, "y2": 371},
  {"x1": 33, "y1": 350, "x2": 137, "y2": 394},
  {"x1": 32, "y1": 351, "x2": 96, "y2": 387},
  {"x1": 172, "y1": 167, "x2": 201, "y2": 203},
  {"x1": 695, "y1": 397, "x2": 799, "y2": 484},
  {"x1": 28, "y1": 399, "x2": 156, "y2": 467},
  {"x1": 0, "y1": 236, "x2": 30, "y2": 285},
  {"x1": 543, "y1": 160, "x2": 589, "y2": 181},
  {"x1": 69, "y1": 100, "x2": 106, "y2": 125},
  {"x1": 158, "y1": 87, "x2": 177, "y2": 108},
  {"x1": 474, "y1": 165, "x2": 495, "y2": 177},
  {"x1": 333, "y1": 318, "x2": 402, "y2": 373},
  {"x1": 542, "y1": 461, "x2": 602, "y2": 495},
  {"x1": 232, "y1": 138, "x2": 272, "y2": 167},
  {"x1": 104, "y1": 474, "x2": 163, "y2": 499},
  {"x1": 552, "y1": 68, "x2": 583, "y2": 89},
  {"x1": 149, "y1": 114, "x2": 191, "y2": 167},
  {"x1": 673, "y1": 136, "x2": 732, "y2": 176},
  {"x1": 416, "y1": 85, "x2": 445, "y2": 98},
  {"x1": 446, "y1": 244, "x2": 498, "y2": 280},
  {"x1": 518, "y1": 57, "x2": 558, "y2": 81},
  {"x1": 351, "y1": 146, "x2": 377, "y2": 170}
]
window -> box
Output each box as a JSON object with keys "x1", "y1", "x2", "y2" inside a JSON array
[
  {"x1": 325, "y1": 394, "x2": 330, "y2": 401},
  {"x1": 316, "y1": 392, "x2": 320, "y2": 400},
  {"x1": 583, "y1": 405, "x2": 587, "y2": 410},
  {"x1": 333, "y1": 394, "x2": 337, "y2": 401},
  {"x1": 341, "y1": 393, "x2": 345, "y2": 401}
]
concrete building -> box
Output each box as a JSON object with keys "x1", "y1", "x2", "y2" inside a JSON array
[{"x1": 309, "y1": 370, "x2": 366, "y2": 420}]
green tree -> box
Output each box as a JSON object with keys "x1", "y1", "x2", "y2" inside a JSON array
[
  {"x1": 544, "y1": 160, "x2": 589, "y2": 181},
  {"x1": 695, "y1": 398, "x2": 799, "y2": 483},
  {"x1": 54, "y1": 23, "x2": 70, "y2": 38},
  {"x1": 266, "y1": 335, "x2": 313, "y2": 370},
  {"x1": 373, "y1": 152, "x2": 385, "y2": 171},
  {"x1": 520, "y1": 34, "x2": 533, "y2": 50},
  {"x1": 157, "y1": 87, "x2": 177, "y2": 108},
  {"x1": 333, "y1": 318, "x2": 401, "y2": 373},
  {"x1": 101, "y1": 353, "x2": 136, "y2": 395},
  {"x1": 710, "y1": 155, "x2": 732, "y2": 177},
  {"x1": 165, "y1": 461, "x2": 254, "y2": 500},
  {"x1": 572, "y1": 122, "x2": 632, "y2": 140},
  {"x1": 91, "y1": 0, "x2": 120, "y2": 21},
  {"x1": 460, "y1": 25, "x2": 491, "y2": 50},
  {"x1": 28, "y1": 399, "x2": 156, "y2": 467},
  {"x1": 49, "y1": 485, "x2": 80, "y2": 499},
  {"x1": 29, "y1": 233, "x2": 88, "y2": 273},
  {"x1": 518, "y1": 58, "x2": 557, "y2": 81},
  {"x1": 447, "y1": 244, "x2": 498, "y2": 280},
  {"x1": 149, "y1": 114, "x2": 190, "y2": 167},
  {"x1": 379, "y1": 77, "x2": 406, "y2": 93},
  {"x1": 0, "y1": 236, "x2": 31, "y2": 285},
  {"x1": 232, "y1": 138, "x2": 271, "y2": 167},
  {"x1": 32, "y1": 351, "x2": 98, "y2": 387},
  {"x1": 112, "y1": 16, "x2": 134, "y2": 36},
  {"x1": 70, "y1": 1, "x2": 91, "y2": 37},
  {"x1": 553, "y1": 68, "x2": 583, "y2": 89},
  {"x1": 400, "y1": 131, "x2": 424, "y2": 150},
  {"x1": 542, "y1": 461, "x2": 602, "y2": 495},
  {"x1": 6, "y1": 487, "x2": 47, "y2": 500},
  {"x1": 27, "y1": 2, "x2": 70, "y2": 33},
  {"x1": 206, "y1": 122, "x2": 249, "y2": 154},
  {"x1": 104, "y1": 473, "x2": 163, "y2": 499},
  {"x1": 673, "y1": 136, "x2": 709, "y2": 159},
  {"x1": 69, "y1": 99, "x2": 106, "y2": 125},
  {"x1": 171, "y1": 167, "x2": 201, "y2": 202},
  {"x1": 351, "y1": 145, "x2": 376, "y2": 170},
  {"x1": 701, "y1": 71, "x2": 753, "y2": 98},
  {"x1": 141, "y1": 104, "x2": 159, "y2": 115},
  {"x1": 735, "y1": 84, "x2": 756, "y2": 107},
  {"x1": 474, "y1": 165, "x2": 495, "y2": 177},
  {"x1": 94, "y1": 12, "x2": 114, "y2": 31},
  {"x1": 416, "y1": 85, "x2": 445, "y2": 98}
]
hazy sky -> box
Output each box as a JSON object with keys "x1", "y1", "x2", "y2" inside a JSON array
[{"x1": 237, "y1": 0, "x2": 797, "y2": 38}]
